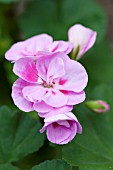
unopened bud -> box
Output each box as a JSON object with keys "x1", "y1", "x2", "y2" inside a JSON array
[
  {"x1": 68, "y1": 24, "x2": 97, "y2": 60},
  {"x1": 85, "y1": 100, "x2": 110, "y2": 113}
]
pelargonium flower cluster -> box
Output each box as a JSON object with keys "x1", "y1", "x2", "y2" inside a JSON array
[{"x1": 5, "y1": 24, "x2": 96, "y2": 144}]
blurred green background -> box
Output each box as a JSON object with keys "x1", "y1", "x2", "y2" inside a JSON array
[{"x1": 0, "y1": 0, "x2": 113, "y2": 170}]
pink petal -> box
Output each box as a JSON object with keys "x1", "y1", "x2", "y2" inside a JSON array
[
  {"x1": 76, "y1": 122, "x2": 82, "y2": 134},
  {"x1": 40, "y1": 122, "x2": 49, "y2": 133},
  {"x1": 34, "y1": 101, "x2": 53, "y2": 113},
  {"x1": 5, "y1": 34, "x2": 53, "y2": 62},
  {"x1": 50, "y1": 41, "x2": 73, "y2": 54},
  {"x1": 44, "y1": 113, "x2": 73, "y2": 124},
  {"x1": 47, "y1": 124, "x2": 71, "y2": 144},
  {"x1": 49, "y1": 105, "x2": 73, "y2": 116},
  {"x1": 57, "y1": 60, "x2": 88, "y2": 93},
  {"x1": 57, "y1": 120, "x2": 70, "y2": 128},
  {"x1": 22, "y1": 86, "x2": 46, "y2": 102},
  {"x1": 43, "y1": 89, "x2": 67, "y2": 107},
  {"x1": 60, "y1": 90, "x2": 86, "y2": 105},
  {"x1": 36, "y1": 55, "x2": 52, "y2": 81},
  {"x1": 65, "y1": 112, "x2": 82, "y2": 134},
  {"x1": 40, "y1": 113, "x2": 72, "y2": 133},
  {"x1": 38, "y1": 105, "x2": 73, "y2": 118},
  {"x1": 68, "y1": 24, "x2": 97, "y2": 60},
  {"x1": 47, "y1": 57, "x2": 65, "y2": 82},
  {"x1": 36, "y1": 52, "x2": 70, "y2": 81},
  {"x1": 24, "y1": 34, "x2": 53, "y2": 53},
  {"x1": 12, "y1": 78, "x2": 34, "y2": 112},
  {"x1": 5, "y1": 42, "x2": 25, "y2": 62},
  {"x1": 59, "y1": 123, "x2": 77, "y2": 144},
  {"x1": 13, "y1": 58, "x2": 38, "y2": 83}
]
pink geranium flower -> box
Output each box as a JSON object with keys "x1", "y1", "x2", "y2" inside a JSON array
[
  {"x1": 68, "y1": 24, "x2": 97, "y2": 60},
  {"x1": 5, "y1": 34, "x2": 73, "y2": 62},
  {"x1": 40, "y1": 112, "x2": 82, "y2": 144},
  {"x1": 12, "y1": 52, "x2": 88, "y2": 113}
]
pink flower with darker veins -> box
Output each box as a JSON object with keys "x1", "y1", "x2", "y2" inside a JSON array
[
  {"x1": 12, "y1": 52, "x2": 88, "y2": 115},
  {"x1": 40, "y1": 112, "x2": 82, "y2": 144},
  {"x1": 5, "y1": 34, "x2": 73, "y2": 62}
]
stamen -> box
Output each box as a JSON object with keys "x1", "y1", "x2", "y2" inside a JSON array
[
  {"x1": 34, "y1": 52, "x2": 38, "y2": 56},
  {"x1": 52, "y1": 81, "x2": 55, "y2": 84},
  {"x1": 53, "y1": 122, "x2": 58, "y2": 128}
]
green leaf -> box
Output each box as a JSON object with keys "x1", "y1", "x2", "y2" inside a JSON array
[
  {"x1": 81, "y1": 40, "x2": 113, "y2": 87},
  {"x1": 0, "y1": 164, "x2": 19, "y2": 170},
  {"x1": 79, "y1": 166, "x2": 113, "y2": 170},
  {"x1": 0, "y1": 0, "x2": 18, "y2": 3},
  {"x1": 63, "y1": 85, "x2": 113, "y2": 166},
  {"x1": 20, "y1": 0, "x2": 106, "y2": 42},
  {"x1": 31, "y1": 159, "x2": 72, "y2": 170},
  {"x1": 0, "y1": 37, "x2": 12, "y2": 57},
  {"x1": 0, "y1": 106, "x2": 45, "y2": 163},
  {"x1": 4, "y1": 61, "x2": 18, "y2": 85}
]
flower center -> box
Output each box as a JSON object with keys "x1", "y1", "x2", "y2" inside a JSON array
[
  {"x1": 41, "y1": 80, "x2": 55, "y2": 88},
  {"x1": 34, "y1": 52, "x2": 38, "y2": 56},
  {"x1": 52, "y1": 122, "x2": 58, "y2": 128}
]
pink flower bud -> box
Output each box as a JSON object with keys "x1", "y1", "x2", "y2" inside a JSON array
[
  {"x1": 85, "y1": 100, "x2": 110, "y2": 113},
  {"x1": 68, "y1": 24, "x2": 97, "y2": 60},
  {"x1": 40, "y1": 112, "x2": 82, "y2": 145}
]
